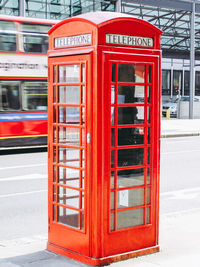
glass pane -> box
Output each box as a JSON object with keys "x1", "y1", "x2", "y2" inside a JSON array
[
  {"x1": 53, "y1": 205, "x2": 56, "y2": 222},
  {"x1": 118, "y1": 64, "x2": 134, "y2": 82},
  {"x1": 81, "y1": 150, "x2": 85, "y2": 168},
  {"x1": 147, "y1": 127, "x2": 151, "y2": 144},
  {"x1": 117, "y1": 188, "x2": 144, "y2": 208},
  {"x1": 80, "y1": 213, "x2": 84, "y2": 230},
  {"x1": 53, "y1": 66, "x2": 56, "y2": 83},
  {"x1": 111, "y1": 63, "x2": 116, "y2": 82},
  {"x1": 53, "y1": 86, "x2": 56, "y2": 103},
  {"x1": 59, "y1": 65, "x2": 80, "y2": 83},
  {"x1": 111, "y1": 150, "x2": 115, "y2": 168},
  {"x1": 110, "y1": 192, "x2": 114, "y2": 210},
  {"x1": 59, "y1": 86, "x2": 79, "y2": 104},
  {"x1": 118, "y1": 85, "x2": 144, "y2": 104},
  {"x1": 118, "y1": 107, "x2": 144, "y2": 125},
  {"x1": 53, "y1": 166, "x2": 56, "y2": 183},
  {"x1": 162, "y1": 70, "x2": 171, "y2": 96},
  {"x1": 59, "y1": 106, "x2": 80, "y2": 124},
  {"x1": 111, "y1": 107, "x2": 115, "y2": 125},
  {"x1": 58, "y1": 127, "x2": 80, "y2": 146},
  {"x1": 53, "y1": 106, "x2": 56, "y2": 123},
  {"x1": 118, "y1": 127, "x2": 144, "y2": 146},
  {"x1": 117, "y1": 168, "x2": 144, "y2": 188},
  {"x1": 111, "y1": 128, "x2": 115, "y2": 147},
  {"x1": 120, "y1": 64, "x2": 145, "y2": 83},
  {"x1": 118, "y1": 64, "x2": 145, "y2": 83},
  {"x1": 0, "y1": 21, "x2": 16, "y2": 31},
  {"x1": 59, "y1": 147, "x2": 80, "y2": 167},
  {"x1": 53, "y1": 185, "x2": 56, "y2": 202},
  {"x1": 148, "y1": 66, "x2": 152, "y2": 83},
  {"x1": 81, "y1": 129, "x2": 85, "y2": 146},
  {"x1": 0, "y1": 33, "x2": 16, "y2": 52},
  {"x1": 81, "y1": 171, "x2": 85, "y2": 189},
  {"x1": 58, "y1": 167, "x2": 79, "y2": 187},
  {"x1": 111, "y1": 85, "x2": 115, "y2": 104},
  {"x1": 58, "y1": 187, "x2": 80, "y2": 209},
  {"x1": 146, "y1": 207, "x2": 150, "y2": 224},
  {"x1": 0, "y1": 82, "x2": 20, "y2": 111},
  {"x1": 117, "y1": 208, "x2": 144, "y2": 229},
  {"x1": 111, "y1": 171, "x2": 115, "y2": 189},
  {"x1": 53, "y1": 126, "x2": 56, "y2": 143},
  {"x1": 195, "y1": 71, "x2": 200, "y2": 96},
  {"x1": 147, "y1": 148, "x2": 151, "y2": 165},
  {"x1": 21, "y1": 23, "x2": 52, "y2": 33},
  {"x1": 82, "y1": 86, "x2": 85, "y2": 104},
  {"x1": 147, "y1": 167, "x2": 150, "y2": 184},
  {"x1": 147, "y1": 187, "x2": 151, "y2": 204},
  {"x1": 147, "y1": 107, "x2": 151, "y2": 123},
  {"x1": 110, "y1": 213, "x2": 115, "y2": 231},
  {"x1": 117, "y1": 148, "x2": 144, "y2": 167},
  {"x1": 173, "y1": 70, "x2": 182, "y2": 96},
  {"x1": 148, "y1": 86, "x2": 152, "y2": 103},
  {"x1": 58, "y1": 207, "x2": 79, "y2": 228},
  {"x1": 22, "y1": 81, "x2": 47, "y2": 111},
  {"x1": 53, "y1": 146, "x2": 56, "y2": 163},
  {"x1": 135, "y1": 65, "x2": 145, "y2": 83},
  {"x1": 82, "y1": 64, "x2": 85, "y2": 83},
  {"x1": 23, "y1": 35, "x2": 48, "y2": 53},
  {"x1": 81, "y1": 107, "x2": 85, "y2": 125}
]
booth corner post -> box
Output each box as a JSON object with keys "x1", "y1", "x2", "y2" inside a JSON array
[{"x1": 47, "y1": 11, "x2": 162, "y2": 266}]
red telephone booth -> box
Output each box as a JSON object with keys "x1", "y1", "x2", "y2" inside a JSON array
[{"x1": 47, "y1": 11, "x2": 162, "y2": 266}]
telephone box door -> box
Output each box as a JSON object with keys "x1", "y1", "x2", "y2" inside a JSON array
[
  {"x1": 48, "y1": 54, "x2": 91, "y2": 256},
  {"x1": 103, "y1": 52, "x2": 160, "y2": 256}
]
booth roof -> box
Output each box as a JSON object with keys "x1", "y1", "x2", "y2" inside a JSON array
[
  {"x1": 75, "y1": 11, "x2": 134, "y2": 25},
  {"x1": 48, "y1": 11, "x2": 162, "y2": 35}
]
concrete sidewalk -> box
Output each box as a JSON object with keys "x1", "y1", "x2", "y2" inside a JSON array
[
  {"x1": 1, "y1": 208, "x2": 200, "y2": 267},
  {"x1": 161, "y1": 118, "x2": 200, "y2": 138}
]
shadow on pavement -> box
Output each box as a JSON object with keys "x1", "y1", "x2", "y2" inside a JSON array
[{"x1": 0, "y1": 250, "x2": 90, "y2": 267}]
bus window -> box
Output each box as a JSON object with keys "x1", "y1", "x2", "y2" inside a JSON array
[
  {"x1": 0, "y1": 82, "x2": 20, "y2": 110},
  {"x1": 0, "y1": 21, "x2": 17, "y2": 52},
  {"x1": 21, "y1": 23, "x2": 52, "y2": 54},
  {"x1": 22, "y1": 81, "x2": 47, "y2": 111}
]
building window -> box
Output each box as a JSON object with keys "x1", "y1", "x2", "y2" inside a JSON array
[
  {"x1": 162, "y1": 70, "x2": 171, "y2": 96},
  {"x1": 195, "y1": 71, "x2": 200, "y2": 96},
  {"x1": 173, "y1": 70, "x2": 182, "y2": 96},
  {"x1": 184, "y1": 71, "x2": 190, "y2": 96}
]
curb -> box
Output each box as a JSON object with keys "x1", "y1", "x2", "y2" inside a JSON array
[{"x1": 161, "y1": 132, "x2": 200, "y2": 138}]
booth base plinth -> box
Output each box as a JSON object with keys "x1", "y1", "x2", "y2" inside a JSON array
[{"x1": 47, "y1": 242, "x2": 160, "y2": 266}]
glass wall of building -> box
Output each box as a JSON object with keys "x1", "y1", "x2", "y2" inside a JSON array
[
  {"x1": 0, "y1": 0, "x2": 115, "y2": 19},
  {"x1": 162, "y1": 69, "x2": 200, "y2": 101}
]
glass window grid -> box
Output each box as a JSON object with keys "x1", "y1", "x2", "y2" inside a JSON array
[
  {"x1": 52, "y1": 62, "x2": 86, "y2": 231},
  {"x1": 110, "y1": 63, "x2": 153, "y2": 232}
]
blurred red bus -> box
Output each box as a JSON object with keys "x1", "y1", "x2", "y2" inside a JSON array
[{"x1": 0, "y1": 15, "x2": 57, "y2": 148}]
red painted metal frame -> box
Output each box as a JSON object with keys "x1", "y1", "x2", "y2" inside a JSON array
[
  {"x1": 48, "y1": 54, "x2": 91, "y2": 256},
  {"x1": 101, "y1": 48, "x2": 160, "y2": 257},
  {"x1": 47, "y1": 12, "x2": 162, "y2": 266}
]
